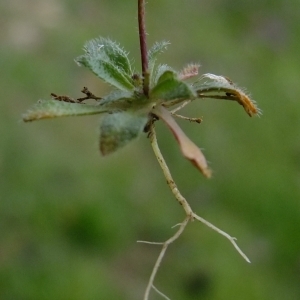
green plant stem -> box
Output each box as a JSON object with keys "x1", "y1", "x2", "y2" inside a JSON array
[{"x1": 138, "y1": 0, "x2": 149, "y2": 96}]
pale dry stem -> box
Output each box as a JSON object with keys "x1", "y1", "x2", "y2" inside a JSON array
[
  {"x1": 152, "y1": 285, "x2": 171, "y2": 300},
  {"x1": 144, "y1": 122, "x2": 250, "y2": 299},
  {"x1": 170, "y1": 100, "x2": 202, "y2": 123},
  {"x1": 141, "y1": 217, "x2": 190, "y2": 300},
  {"x1": 149, "y1": 123, "x2": 193, "y2": 216},
  {"x1": 172, "y1": 113, "x2": 202, "y2": 123},
  {"x1": 170, "y1": 100, "x2": 191, "y2": 113}
]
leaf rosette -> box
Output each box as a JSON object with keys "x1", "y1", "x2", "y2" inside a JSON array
[{"x1": 23, "y1": 37, "x2": 260, "y2": 178}]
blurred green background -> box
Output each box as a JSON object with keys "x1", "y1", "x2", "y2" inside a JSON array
[{"x1": 1, "y1": 0, "x2": 300, "y2": 299}]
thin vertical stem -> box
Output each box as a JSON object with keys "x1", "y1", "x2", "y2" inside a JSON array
[
  {"x1": 138, "y1": 0, "x2": 149, "y2": 96},
  {"x1": 142, "y1": 217, "x2": 190, "y2": 300}
]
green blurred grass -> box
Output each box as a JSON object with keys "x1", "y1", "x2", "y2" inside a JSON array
[{"x1": 1, "y1": 0, "x2": 300, "y2": 299}]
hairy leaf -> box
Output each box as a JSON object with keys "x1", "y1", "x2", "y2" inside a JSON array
[
  {"x1": 152, "y1": 64, "x2": 174, "y2": 87},
  {"x1": 195, "y1": 73, "x2": 260, "y2": 117},
  {"x1": 150, "y1": 70, "x2": 196, "y2": 103},
  {"x1": 100, "y1": 111, "x2": 149, "y2": 155},
  {"x1": 100, "y1": 90, "x2": 134, "y2": 106},
  {"x1": 147, "y1": 41, "x2": 170, "y2": 87},
  {"x1": 100, "y1": 90, "x2": 152, "y2": 112},
  {"x1": 94, "y1": 37, "x2": 133, "y2": 75},
  {"x1": 76, "y1": 56, "x2": 134, "y2": 92},
  {"x1": 152, "y1": 106, "x2": 211, "y2": 178},
  {"x1": 178, "y1": 63, "x2": 200, "y2": 80},
  {"x1": 22, "y1": 100, "x2": 108, "y2": 122},
  {"x1": 75, "y1": 38, "x2": 134, "y2": 91}
]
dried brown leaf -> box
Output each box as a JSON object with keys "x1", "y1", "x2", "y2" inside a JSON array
[{"x1": 152, "y1": 106, "x2": 211, "y2": 178}]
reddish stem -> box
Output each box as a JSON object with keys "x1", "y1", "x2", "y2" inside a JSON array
[{"x1": 138, "y1": 0, "x2": 149, "y2": 96}]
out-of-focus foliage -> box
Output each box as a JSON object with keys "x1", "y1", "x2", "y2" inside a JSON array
[{"x1": 1, "y1": 0, "x2": 300, "y2": 299}]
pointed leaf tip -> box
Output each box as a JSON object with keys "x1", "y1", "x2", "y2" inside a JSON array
[
  {"x1": 22, "y1": 100, "x2": 108, "y2": 122},
  {"x1": 148, "y1": 41, "x2": 170, "y2": 82},
  {"x1": 75, "y1": 37, "x2": 134, "y2": 91}
]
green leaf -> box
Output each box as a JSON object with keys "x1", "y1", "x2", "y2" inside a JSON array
[
  {"x1": 152, "y1": 64, "x2": 175, "y2": 86},
  {"x1": 148, "y1": 41, "x2": 170, "y2": 68},
  {"x1": 100, "y1": 90, "x2": 152, "y2": 112},
  {"x1": 100, "y1": 111, "x2": 149, "y2": 155},
  {"x1": 22, "y1": 100, "x2": 108, "y2": 122},
  {"x1": 100, "y1": 90, "x2": 134, "y2": 106},
  {"x1": 150, "y1": 70, "x2": 196, "y2": 103},
  {"x1": 194, "y1": 73, "x2": 234, "y2": 92},
  {"x1": 195, "y1": 73, "x2": 260, "y2": 117},
  {"x1": 95, "y1": 37, "x2": 133, "y2": 76},
  {"x1": 147, "y1": 41, "x2": 170, "y2": 87},
  {"x1": 75, "y1": 37, "x2": 134, "y2": 91}
]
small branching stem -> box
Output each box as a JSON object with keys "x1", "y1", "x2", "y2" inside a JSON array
[
  {"x1": 192, "y1": 214, "x2": 250, "y2": 263},
  {"x1": 138, "y1": 0, "x2": 149, "y2": 96},
  {"x1": 172, "y1": 113, "x2": 202, "y2": 123},
  {"x1": 51, "y1": 93, "x2": 76, "y2": 103},
  {"x1": 141, "y1": 216, "x2": 190, "y2": 300},
  {"x1": 77, "y1": 86, "x2": 102, "y2": 102},
  {"x1": 152, "y1": 285, "x2": 171, "y2": 300},
  {"x1": 144, "y1": 122, "x2": 250, "y2": 299},
  {"x1": 170, "y1": 100, "x2": 191, "y2": 113},
  {"x1": 170, "y1": 101, "x2": 203, "y2": 123},
  {"x1": 51, "y1": 87, "x2": 102, "y2": 104}
]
